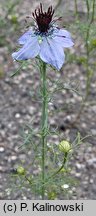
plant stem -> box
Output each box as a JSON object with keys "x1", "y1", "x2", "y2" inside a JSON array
[
  {"x1": 91, "y1": 0, "x2": 95, "y2": 23},
  {"x1": 46, "y1": 152, "x2": 68, "y2": 183},
  {"x1": 85, "y1": 0, "x2": 95, "y2": 98},
  {"x1": 74, "y1": 0, "x2": 78, "y2": 17},
  {"x1": 40, "y1": 61, "x2": 47, "y2": 199},
  {"x1": 86, "y1": 0, "x2": 90, "y2": 19},
  {"x1": 71, "y1": 0, "x2": 95, "y2": 125},
  {"x1": 85, "y1": 28, "x2": 90, "y2": 98}
]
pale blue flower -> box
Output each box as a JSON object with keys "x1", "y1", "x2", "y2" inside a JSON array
[{"x1": 12, "y1": 4, "x2": 74, "y2": 70}]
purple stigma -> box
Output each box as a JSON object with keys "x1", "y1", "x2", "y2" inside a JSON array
[{"x1": 32, "y1": 3, "x2": 55, "y2": 33}]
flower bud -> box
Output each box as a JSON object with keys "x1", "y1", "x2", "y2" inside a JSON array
[
  {"x1": 59, "y1": 140, "x2": 71, "y2": 153},
  {"x1": 48, "y1": 191, "x2": 56, "y2": 200},
  {"x1": 17, "y1": 166, "x2": 25, "y2": 175}
]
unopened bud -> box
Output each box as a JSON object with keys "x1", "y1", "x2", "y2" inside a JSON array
[
  {"x1": 17, "y1": 166, "x2": 25, "y2": 175},
  {"x1": 59, "y1": 140, "x2": 71, "y2": 153}
]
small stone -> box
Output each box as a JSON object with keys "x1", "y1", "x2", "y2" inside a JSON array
[
  {"x1": 75, "y1": 172, "x2": 81, "y2": 177},
  {"x1": 5, "y1": 188, "x2": 11, "y2": 196},
  {"x1": 76, "y1": 163, "x2": 82, "y2": 169},
  {"x1": 28, "y1": 106, "x2": 35, "y2": 114},
  {"x1": 62, "y1": 184, "x2": 69, "y2": 189},
  {"x1": 64, "y1": 115, "x2": 71, "y2": 123},
  {"x1": 15, "y1": 113, "x2": 21, "y2": 118},
  {"x1": 91, "y1": 129, "x2": 96, "y2": 136},
  {"x1": 82, "y1": 123, "x2": 87, "y2": 128},
  {"x1": 23, "y1": 196, "x2": 27, "y2": 200},
  {"x1": 89, "y1": 179, "x2": 93, "y2": 184},
  {"x1": 11, "y1": 155, "x2": 17, "y2": 161},
  {"x1": 0, "y1": 147, "x2": 5, "y2": 152},
  {"x1": 8, "y1": 123, "x2": 13, "y2": 128},
  {"x1": 87, "y1": 158, "x2": 96, "y2": 165}
]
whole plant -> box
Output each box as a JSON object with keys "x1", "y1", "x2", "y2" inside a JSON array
[{"x1": 11, "y1": 3, "x2": 83, "y2": 200}]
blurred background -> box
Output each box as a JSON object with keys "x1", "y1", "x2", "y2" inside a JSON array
[{"x1": 0, "y1": 0, "x2": 96, "y2": 199}]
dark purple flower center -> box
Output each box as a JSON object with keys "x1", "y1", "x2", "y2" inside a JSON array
[{"x1": 32, "y1": 3, "x2": 54, "y2": 33}]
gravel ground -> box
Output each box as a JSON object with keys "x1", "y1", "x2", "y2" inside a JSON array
[{"x1": 0, "y1": 0, "x2": 96, "y2": 199}]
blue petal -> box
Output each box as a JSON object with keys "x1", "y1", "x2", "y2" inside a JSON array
[
  {"x1": 12, "y1": 36, "x2": 40, "y2": 60},
  {"x1": 53, "y1": 28, "x2": 74, "y2": 48},
  {"x1": 39, "y1": 37, "x2": 65, "y2": 70},
  {"x1": 18, "y1": 29, "x2": 35, "y2": 45}
]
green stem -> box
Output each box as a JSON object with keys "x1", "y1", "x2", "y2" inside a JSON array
[
  {"x1": 74, "y1": 0, "x2": 78, "y2": 17},
  {"x1": 71, "y1": 0, "x2": 95, "y2": 125},
  {"x1": 85, "y1": 27, "x2": 90, "y2": 98},
  {"x1": 47, "y1": 152, "x2": 68, "y2": 181},
  {"x1": 40, "y1": 61, "x2": 47, "y2": 199},
  {"x1": 91, "y1": 0, "x2": 95, "y2": 23},
  {"x1": 25, "y1": 175, "x2": 33, "y2": 185},
  {"x1": 86, "y1": 0, "x2": 90, "y2": 19},
  {"x1": 85, "y1": 0, "x2": 95, "y2": 98}
]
